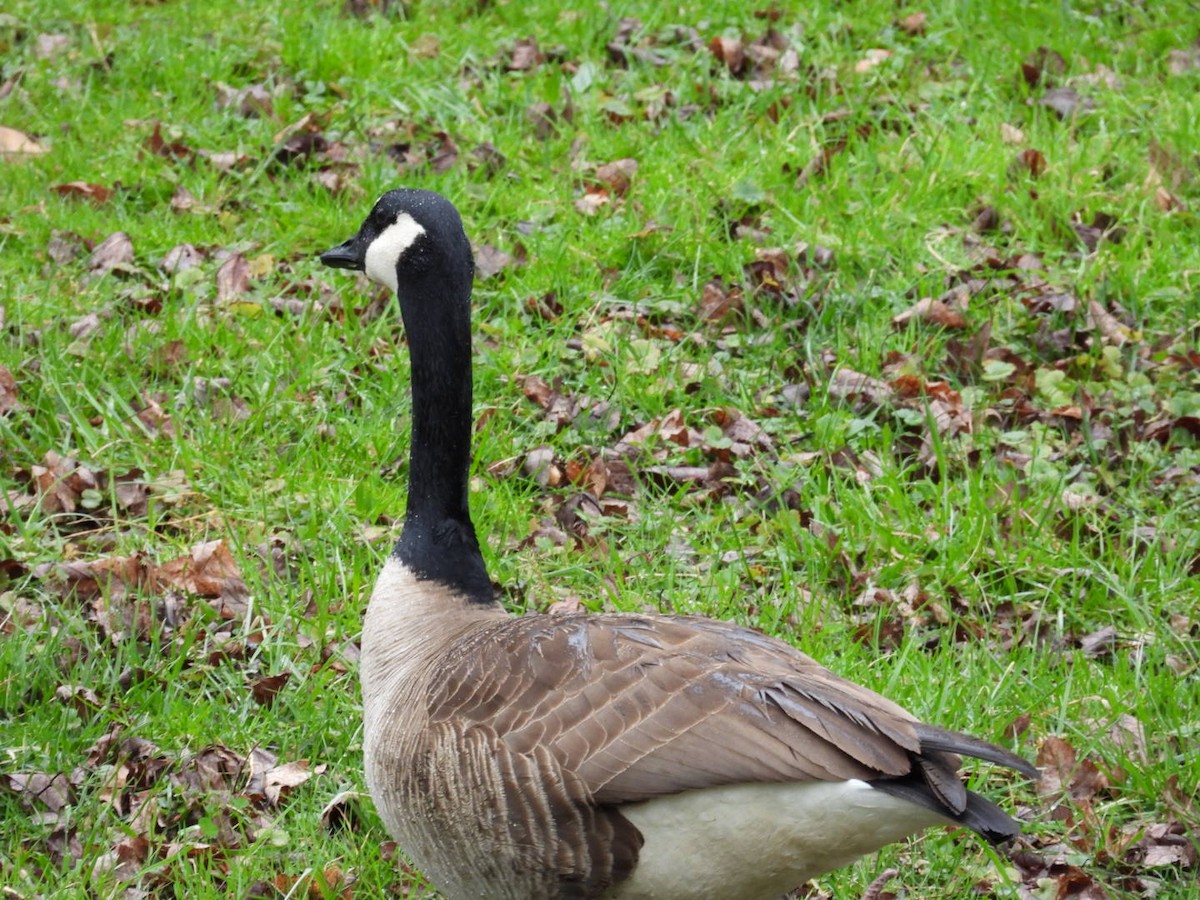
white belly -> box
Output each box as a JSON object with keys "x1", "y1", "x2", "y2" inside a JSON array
[{"x1": 608, "y1": 780, "x2": 947, "y2": 900}]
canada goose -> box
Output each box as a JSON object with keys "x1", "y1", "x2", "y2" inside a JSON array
[{"x1": 319, "y1": 188, "x2": 1037, "y2": 900}]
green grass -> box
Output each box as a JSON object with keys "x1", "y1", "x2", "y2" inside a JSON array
[{"x1": 2, "y1": 0, "x2": 1199, "y2": 897}]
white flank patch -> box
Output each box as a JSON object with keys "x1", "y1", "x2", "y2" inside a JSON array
[
  {"x1": 364, "y1": 213, "x2": 426, "y2": 292},
  {"x1": 612, "y1": 779, "x2": 947, "y2": 899}
]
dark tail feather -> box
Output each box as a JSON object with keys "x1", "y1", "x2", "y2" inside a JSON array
[
  {"x1": 913, "y1": 723, "x2": 1040, "y2": 780},
  {"x1": 872, "y1": 775, "x2": 1023, "y2": 844},
  {"x1": 871, "y1": 724, "x2": 1036, "y2": 844}
]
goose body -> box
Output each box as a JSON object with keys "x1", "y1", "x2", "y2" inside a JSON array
[{"x1": 320, "y1": 189, "x2": 1036, "y2": 900}]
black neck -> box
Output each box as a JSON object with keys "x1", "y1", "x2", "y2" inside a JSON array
[{"x1": 392, "y1": 268, "x2": 494, "y2": 604}]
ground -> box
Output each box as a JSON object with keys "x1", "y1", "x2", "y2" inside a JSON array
[{"x1": 1, "y1": 1, "x2": 1198, "y2": 897}]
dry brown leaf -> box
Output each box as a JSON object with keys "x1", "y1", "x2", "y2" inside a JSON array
[
  {"x1": 0, "y1": 366, "x2": 20, "y2": 415},
  {"x1": 658, "y1": 408, "x2": 691, "y2": 447},
  {"x1": 595, "y1": 158, "x2": 638, "y2": 197},
  {"x1": 828, "y1": 369, "x2": 893, "y2": 406},
  {"x1": 46, "y1": 230, "x2": 87, "y2": 265},
  {"x1": 31, "y1": 452, "x2": 99, "y2": 515},
  {"x1": 166, "y1": 184, "x2": 197, "y2": 211},
  {"x1": 508, "y1": 37, "x2": 544, "y2": 71},
  {"x1": 410, "y1": 32, "x2": 441, "y2": 59},
  {"x1": 855, "y1": 49, "x2": 892, "y2": 73},
  {"x1": 0, "y1": 125, "x2": 48, "y2": 155},
  {"x1": 250, "y1": 672, "x2": 291, "y2": 706},
  {"x1": 144, "y1": 122, "x2": 194, "y2": 161},
  {"x1": 428, "y1": 130, "x2": 458, "y2": 174},
  {"x1": 88, "y1": 232, "x2": 135, "y2": 276},
  {"x1": 1088, "y1": 300, "x2": 1133, "y2": 345},
  {"x1": 474, "y1": 244, "x2": 514, "y2": 279},
  {"x1": 709, "y1": 35, "x2": 746, "y2": 76},
  {"x1": 1039, "y1": 86, "x2": 1095, "y2": 119},
  {"x1": 52, "y1": 554, "x2": 153, "y2": 601},
  {"x1": 264, "y1": 760, "x2": 316, "y2": 806},
  {"x1": 52, "y1": 181, "x2": 113, "y2": 203},
  {"x1": 697, "y1": 280, "x2": 743, "y2": 322},
  {"x1": 1000, "y1": 122, "x2": 1026, "y2": 144},
  {"x1": 68, "y1": 312, "x2": 103, "y2": 340},
  {"x1": 526, "y1": 101, "x2": 560, "y2": 140},
  {"x1": 160, "y1": 243, "x2": 203, "y2": 274},
  {"x1": 213, "y1": 82, "x2": 274, "y2": 118},
  {"x1": 216, "y1": 253, "x2": 251, "y2": 300},
  {"x1": 201, "y1": 149, "x2": 252, "y2": 172},
  {"x1": 896, "y1": 12, "x2": 927, "y2": 35},
  {"x1": 574, "y1": 190, "x2": 609, "y2": 216},
  {"x1": 36, "y1": 33, "x2": 71, "y2": 58},
  {"x1": 1010, "y1": 148, "x2": 1047, "y2": 178},
  {"x1": 1021, "y1": 46, "x2": 1066, "y2": 88},
  {"x1": 892, "y1": 297, "x2": 967, "y2": 329},
  {"x1": 1167, "y1": 45, "x2": 1200, "y2": 76},
  {"x1": 154, "y1": 539, "x2": 248, "y2": 601},
  {"x1": 1154, "y1": 186, "x2": 1183, "y2": 212},
  {"x1": 523, "y1": 446, "x2": 560, "y2": 488}
]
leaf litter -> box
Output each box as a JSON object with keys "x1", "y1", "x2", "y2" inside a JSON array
[{"x1": 4, "y1": 9, "x2": 1198, "y2": 899}]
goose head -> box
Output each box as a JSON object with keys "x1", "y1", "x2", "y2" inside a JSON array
[{"x1": 320, "y1": 188, "x2": 474, "y2": 297}]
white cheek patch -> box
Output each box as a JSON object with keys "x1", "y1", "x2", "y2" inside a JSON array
[{"x1": 364, "y1": 213, "x2": 426, "y2": 292}]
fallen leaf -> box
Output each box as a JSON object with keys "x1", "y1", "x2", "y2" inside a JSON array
[
  {"x1": 0, "y1": 366, "x2": 20, "y2": 415},
  {"x1": 160, "y1": 243, "x2": 203, "y2": 274},
  {"x1": 1000, "y1": 122, "x2": 1026, "y2": 144},
  {"x1": 250, "y1": 672, "x2": 291, "y2": 706},
  {"x1": 1021, "y1": 46, "x2": 1066, "y2": 88},
  {"x1": 697, "y1": 279, "x2": 743, "y2": 322},
  {"x1": 855, "y1": 49, "x2": 892, "y2": 73},
  {"x1": 144, "y1": 122, "x2": 194, "y2": 161},
  {"x1": 508, "y1": 37, "x2": 544, "y2": 71},
  {"x1": 170, "y1": 184, "x2": 198, "y2": 210},
  {"x1": 574, "y1": 190, "x2": 609, "y2": 216},
  {"x1": 522, "y1": 446, "x2": 560, "y2": 489},
  {"x1": 429, "y1": 130, "x2": 458, "y2": 173},
  {"x1": 265, "y1": 763, "x2": 314, "y2": 811},
  {"x1": 709, "y1": 35, "x2": 746, "y2": 76},
  {"x1": 0, "y1": 125, "x2": 48, "y2": 155},
  {"x1": 970, "y1": 205, "x2": 1002, "y2": 233},
  {"x1": 216, "y1": 253, "x2": 251, "y2": 300},
  {"x1": 896, "y1": 12, "x2": 927, "y2": 35},
  {"x1": 213, "y1": 81, "x2": 275, "y2": 118},
  {"x1": 526, "y1": 101, "x2": 561, "y2": 140},
  {"x1": 68, "y1": 312, "x2": 103, "y2": 340},
  {"x1": 46, "y1": 230, "x2": 87, "y2": 265},
  {"x1": 525, "y1": 291, "x2": 562, "y2": 321},
  {"x1": 594, "y1": 158, "x2": 638, "y2": 197},
  {"x1": 892, "y1": 297, "x2": 967, "y2": 329},
  {"x1": 36, "y1": 33, "x2": 71, "y2": 59},
  {"x1": 1078, "y1": 625, "x2": 1117, "y2": 658},
  {"x1": 320, "y1": 790, "x2": 366, "y2": 832},
  {"x1": 154, "y1": 539, "x2": 248, "y2": 602},
  {"x1": 1073, "y1": 212, "x2": 1124, "y2": 252},
  {"x1": 829, "y1": 369, "x2": 893, "y2": 406},
  {"x1": 88, "y1": 232, "x2": 135, "y2": 275},
  {"x1": 474, "y1": 244, "x2": 514, "y2": 279},
  {"x1": 1010, "y1": 148, "x2": 1047, "y2": 178},
  {"x1": 5, "y1": 772, "x2": 75, "y2": 815},
  {"x1": 1167, "y1": 45, "x2": 1200, "y2": 76},
  {"x1": 1088, "y1": 300, "x2": 1133, "y2": 345},
  {"x1": 1039, "y1": 86, "x2": 1095, "y2": 119},
  {"x1": 410, "y1": 32, "x2": 440, "y2": 59},
  {"x1": 201, "y1": 149, "x2": 252, "y2": 172},
  {"x1": 52, "y1": 181, "x2": 113, "y2": 203}
]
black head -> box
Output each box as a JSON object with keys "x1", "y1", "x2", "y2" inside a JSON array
[{"x1": 319, "y1": 189, "x2": 473, "y2": 294}]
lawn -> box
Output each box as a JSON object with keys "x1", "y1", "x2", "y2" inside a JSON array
[{"x1": 1, "y1": 0, "x2": 1198, "y2": 897}]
